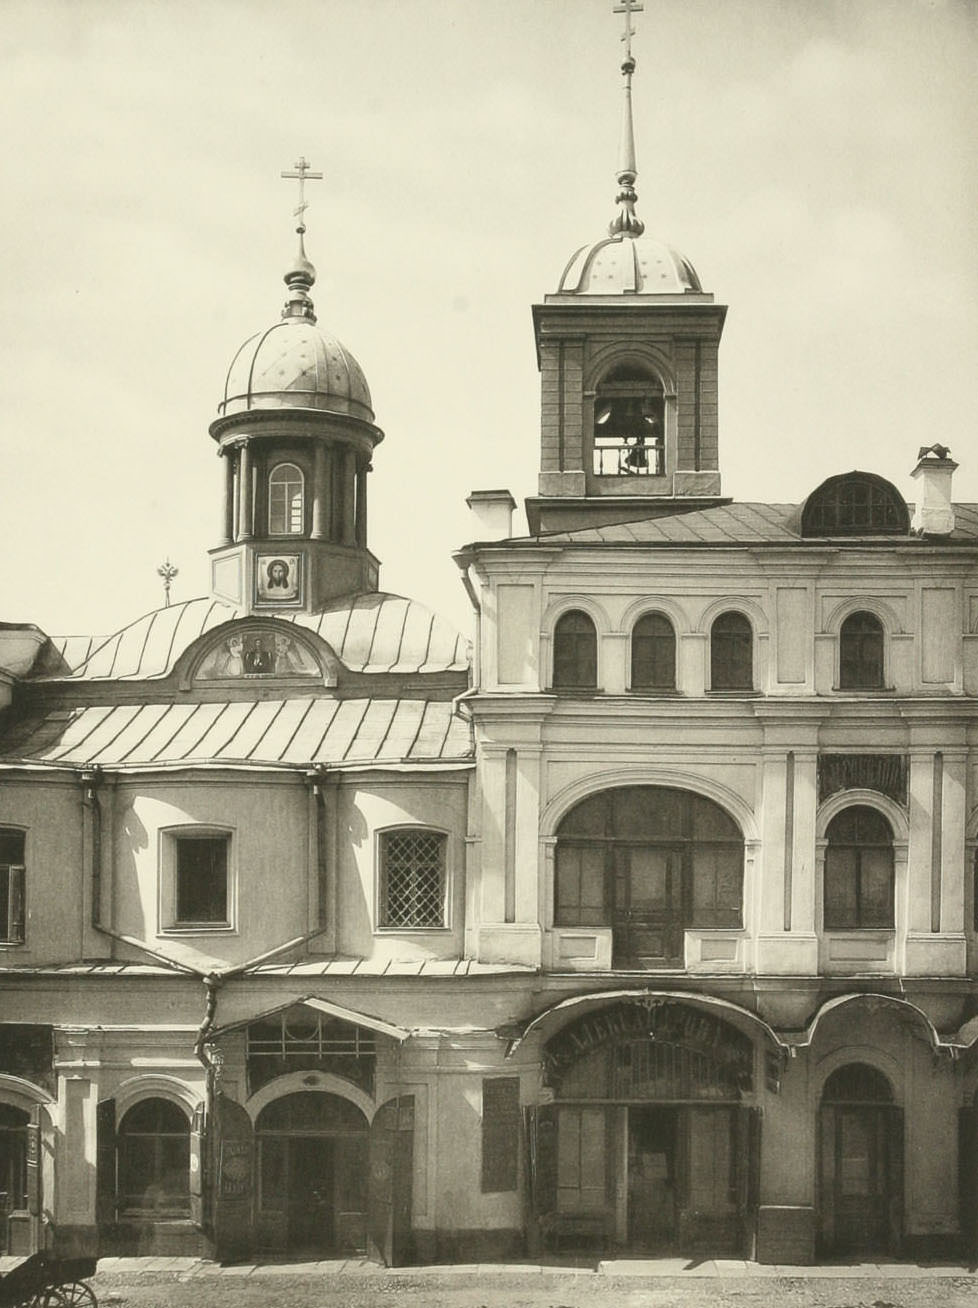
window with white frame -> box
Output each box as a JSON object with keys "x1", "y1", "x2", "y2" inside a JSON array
[
  {"x1": 0, "y1": 829, "x2": 25, "y2": 944},
  {"x1": 379, "y1": 828, "x2": 447, "y2": 929},
  {"x1": 268, "y1": 462, "x2": 304, "y2": 535},
  {"x1": 161, "y1": 830, "x2": 232, "y2": 931}
]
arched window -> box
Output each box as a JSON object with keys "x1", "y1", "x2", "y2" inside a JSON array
[
  {"x1": 839, "y1": 611, "x2": 885, "y2": 689},
  {"x1": 710, "y1": 612, "x2": 753, "y2": 690},
  {"x1": 800, "y1": 472, "x2": 909, "y2": 536},
  {"x1": 822, "y1": 1064, "x2": 893, "y2": 1104},
  {"x1": 592, "y1": 365, "x2": 665, "y2": 477},
  {"x1": 631, "y1": 613, "x2": 676, "y2": 691},
  {"x1": 552, "y1": 610, "x2": 598, "y2": 690},
  {"x1": 823, "y1": 806, "x2": 894, "y2": 930},
  {"x1": 554, "y1": 786, "x2": 744, "y2": 968},
  {"x1": 268, "y1": 463, "x2": 304, "y2": 535},
  {"x1": 118, "y1": 1098, "x2": 190, "y2": 1215}
]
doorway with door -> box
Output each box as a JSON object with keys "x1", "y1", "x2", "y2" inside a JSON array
[{"x1": 255, "y1": 1092, "x2": 368, "y2": 1256}]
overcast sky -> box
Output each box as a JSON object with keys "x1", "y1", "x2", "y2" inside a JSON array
[{"x1": 1, "y1": 0, "x2": 975, "y2": 640}]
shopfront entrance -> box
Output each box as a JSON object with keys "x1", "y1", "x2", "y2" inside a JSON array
[
  {"x1": 0, "y1": 1104, "x2": 28, "y2": 1255},
  {"x1": 255, "y1": 1092, "x2": 368, "y2": 1256},
  {"x1": 528, "y1": 1001, "x2": 760, "y2": 1256}
]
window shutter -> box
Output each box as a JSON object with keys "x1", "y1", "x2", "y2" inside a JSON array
[
  {"x1": 189, "y1": 1102, "x2": 206, "y2": 1228},
  {"x1": 26, "y1": 1107, "x2": 41, "y2": 1217},
  {"x1": 481, "y1": 1077, "x2": 520, "y2": 1193},
  {"x1": 526, "y1": 1104, "x2": 557, "y2": 1218},
  {"x1": 96, "y1": 1097, "x2": 117, "y2": 1225},
  {"x1": 9, "y1": 865, "x2": 25, "y2": 942}
]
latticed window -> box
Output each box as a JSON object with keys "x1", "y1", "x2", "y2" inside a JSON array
[
  {"x1": 380, "y1": 829, "x2": 447, "y2": 928},
  {"x1": 839, "y1": 611, "x2": 885, "y2": 689},
  {"x1": 268, "y1": 462, "x2": 304, "y2": 535},
  {"x1": 631, "y1": 612, "x2": 676, "y2": 690},
  {"x1": 823, "y1": 805, "x2": 895, "y2": 930}
]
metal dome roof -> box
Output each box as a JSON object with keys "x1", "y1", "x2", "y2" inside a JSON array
[
  {"x1": 557, "y1": 233, "x2": 702, "y2": 296},
  {"x1": 219, "y1": 317, "x2": 374, "y2": 422}
]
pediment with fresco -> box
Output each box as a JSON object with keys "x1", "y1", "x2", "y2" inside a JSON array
[{"x1": 193, "y1": 622, "x2": 335, "y2": 684}]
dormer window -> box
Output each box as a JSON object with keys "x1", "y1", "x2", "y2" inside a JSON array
[
  {"x1": 800, "y1": 472, "x2": 909, "y2": 536},
  {"x1": 268, "y1": 463, "x2": 304, "y2": 535},
  {"x1": 593, "y1": 366, "x2": 665, "y2": 477}
]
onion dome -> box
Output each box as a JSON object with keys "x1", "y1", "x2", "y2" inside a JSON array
[
  {"x1": 556, "y1": 37, "x2": 702, "y2": 297},
  {"x1": 218, "y1": 225, "x2": 374, "y2": 422}
]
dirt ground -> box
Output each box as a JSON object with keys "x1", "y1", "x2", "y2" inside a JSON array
[{"x1": 88, "y1": 1268, "x2": 978, "y2": 1308}]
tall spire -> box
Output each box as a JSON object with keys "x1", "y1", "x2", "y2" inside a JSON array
[
  {"x1": 280, "y1": 156, "x2": 324, "y2": 322},
  {"x1": 610, "y1": 1, "x2": 645, "y2": 238}
]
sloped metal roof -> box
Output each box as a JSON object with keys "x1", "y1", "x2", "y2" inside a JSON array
[
  {"x1": 44, "y1": 592, "x2": 470, "y2": 681},
  {"x1": 0, "y1": 698, "x2": 474, "y2": 770},
  {"x1": 521, "y1": 501, "x2": 978, "y2": 546},
  {"x1": 0, "y1": 957, "x2": 531, "y2": 979}
]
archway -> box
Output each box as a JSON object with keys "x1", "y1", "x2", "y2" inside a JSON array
[
  {"x1": 817, "y1": 1063, "x2": 902, "y2": 1256},
  {"x1": 554, "y1": 786, "x2": 744, "y2": 968},
  {"x1": 255, "y1": 1091, "x2": 369, "y2": 1256},
  {"x1": 528, "y1": 1000, "x2": 760, "y2": 1256}
]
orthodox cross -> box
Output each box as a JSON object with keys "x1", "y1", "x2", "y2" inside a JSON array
[
  {"x1": 156, "y1": 558, "x2": 178, "y2": 608},
  {"x1": 613, "y1": 0, "x2": 643, "y2": 60},
  {"x1": 280, "y1": 155, "x2": 323, "y2": 230}
]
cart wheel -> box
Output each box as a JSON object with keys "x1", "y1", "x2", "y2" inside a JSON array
[
  {"x1": 28, "y1": 1292, "x2": 67, "y2": 1307},
  {"x1": 56, "y1": 1286, "x2": 97, "y2": 1308}
]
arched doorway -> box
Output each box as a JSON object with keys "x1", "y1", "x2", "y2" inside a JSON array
[
  {"x1": 528, "y1": 1001, "x2": 760, "y2": 1255},
  {"x1": 255, "y1": 1092, "x2": 369, "y2": 1256},
  {"x1": 554, "y1": 787, "x2": 744, "y2": 969},
  {"x1": 818, "y1": 1063, "x2": 902, "y2": 1256},
  {"x1": 0, "y1": 1103, "x2": 28, "y2": 1254}
]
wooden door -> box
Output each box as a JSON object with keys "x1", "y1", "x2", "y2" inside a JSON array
[
  {"x1": 368, "y1": 1096, "x2": 414, "y2": 1266},
  {"x1": 820, "y1": 1104, "x2": 895, "y2": 1254},
  {"x1": 626, "y1": 1107, "x2": 677, "y2": 1250},
  {"x1": 212, "y1": 1094, "x2": 254, "y2": 1262},
  {"x1": 613, "y1": 845, "x2": 683, "y2": 968}
]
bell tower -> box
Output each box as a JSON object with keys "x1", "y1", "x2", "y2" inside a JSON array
[
  {"x1": 209, "y1": 159, "x2": 384, "y2": 614},
  {"x1": 526, "y1": 2, "x2": 728, "y2": 535}
]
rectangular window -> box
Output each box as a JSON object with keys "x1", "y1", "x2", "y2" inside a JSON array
[
  {"x1": 380, "y1": 829, "x2": 446, "y2": 928},
  {"x1": 481, "y1": 1076, "x2": 520, "y2": 1193},
  {"x1": 175, "y1": 835, "x2": 229, "y2": 926},
  {"x1": 555, "y1": 846, "x2": 606, "y2": 926},
  {"x1": 690, "y1": 846, "x2": 743, "y2": 928},
  {"x1": 0, "y1": 829, "x2": 26, "y2": 944}
]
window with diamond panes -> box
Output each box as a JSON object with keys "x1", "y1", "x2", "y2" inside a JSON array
[{"x1": 380, "y1": 829, "x2": 447, "y2": 928}]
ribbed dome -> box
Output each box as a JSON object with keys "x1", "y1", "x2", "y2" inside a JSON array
[
  {"x1": 219, "y1": 318, "x2": 374, "y2": 422},
  {"x1": 558, "y1": 233, "x2": 702, "y2": 296}
]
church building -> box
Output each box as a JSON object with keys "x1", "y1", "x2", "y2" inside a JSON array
[{"x1": 1, "y1": 8, "x2": 977, "y2": 1269}]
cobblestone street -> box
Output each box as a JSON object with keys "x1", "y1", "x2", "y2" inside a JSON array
[{"x1": 73, "y1": 1259, "x2": 978, "y2": 1308}]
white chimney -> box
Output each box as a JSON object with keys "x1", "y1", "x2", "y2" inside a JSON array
[
  {"x1": 466, "y1": 489, "x2": 516, "y2": 540},
  {"x1": 911, "y1": 445, "x2": 957, "y2": 536}
]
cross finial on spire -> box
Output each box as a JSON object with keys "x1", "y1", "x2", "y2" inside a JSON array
[
  {"x1": 614, "y1": 0, "x2": 643, "y2": 62},
  {"x1": 279, "y1": 156, "x2": 322, "y2": 323},
  {"x1": 609, "y1": 2, "x2": 645, "y2": 237},
  {"x1": 280, "y1": 155, "x2": 323, "y2": 233}
]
